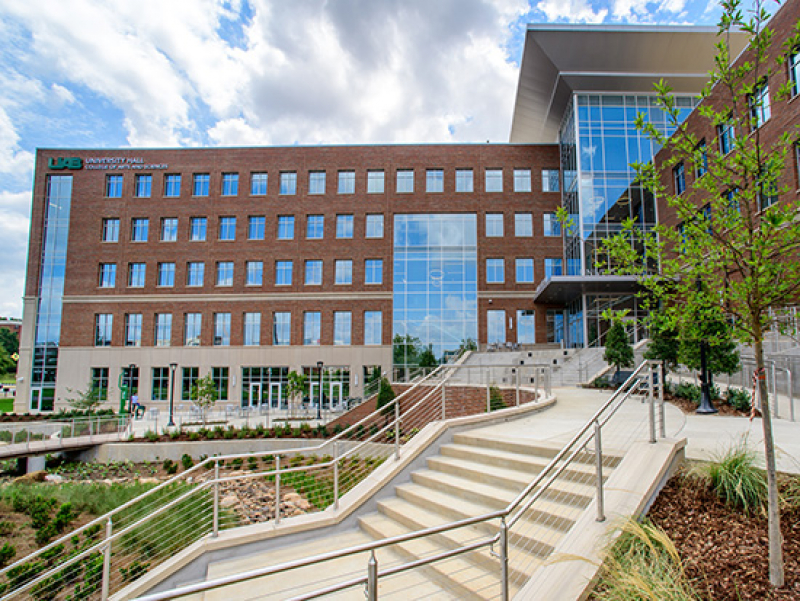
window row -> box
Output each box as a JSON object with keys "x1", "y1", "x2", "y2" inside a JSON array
[
  {"x1": 104, "y1": 168, "x2": 561, "y2": 198},
  {"x1": 101, "y1": 214, "x2": 385, "y2": 243},
  {"x1": 95, "y1": 310, "x2": 384, "y2": 347},
  {"x1": 99, "y1": 258, "x2": 387, "y2": 288}
]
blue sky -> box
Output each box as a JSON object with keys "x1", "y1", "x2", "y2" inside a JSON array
[{"x1": 0, "y1": 0, "x2": 754, "y2": 317}]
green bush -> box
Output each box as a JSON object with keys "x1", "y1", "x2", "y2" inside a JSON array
[
  {"x1": 144, "y1": 430, "x2": 159, "y2": 443},
  {"x1": 0, "y1": 520, "x2": 13, "y2": 536},
  {"x1": 488, "y1": 386, "x2": 506, "y2": 412},
  {"x1": 592, "y1": 376, "x2": 611, "y2": 389},
  {"x1": 693, "y1": 442, "x2": 767, "y2": 513},
  {"x1": 674, "y1": 382, "x2": 701, "y2": 404},
  {"x1": 726, "y1": 388, "x2": 751, "y2": 412},
  {"x1": 180, "y1": 454, "x2": 194, "y2": 470},
  {"x1": 0, "y1": 542, "x2": 15, "y2": 568}
]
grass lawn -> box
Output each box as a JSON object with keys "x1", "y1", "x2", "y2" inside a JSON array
[
  {"x1": 0, "y1": 373, "x2": 15, "y2": 384},
  {"x1": 0, "y1": 398, "x2": 13, "y2": 413}
]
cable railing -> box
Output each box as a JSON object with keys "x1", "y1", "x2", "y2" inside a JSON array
[
  {"x1": 0, "y1": 362, "x2": 551, "y2": 601},
  {"x1": 130, "y1": 360, "x2": 666, "y2": 601},
  {"x1": 0, "y1": 414, "x2": 131, "y2": 458}
]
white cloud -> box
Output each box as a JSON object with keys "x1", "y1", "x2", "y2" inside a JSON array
[
  {"x1": 0, "y1": 107, "x2": 34, "y2": 179},
  {"x1": 536, "y1": 0, "x2": 608, "y2": 23},
  {"x1": 50, "y1": 84, "x2": 75, "y2": 105},
  {"x1": 0, "y1": 198, "x2": 30, "y2": 319}
]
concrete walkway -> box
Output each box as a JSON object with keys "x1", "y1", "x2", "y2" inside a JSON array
[{"x1": 470, "y1": 387, "x2": 800, "y2": 475}]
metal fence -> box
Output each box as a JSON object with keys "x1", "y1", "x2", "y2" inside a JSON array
[{"x1": 0, "y1": 414, "x2": 131, "y2": 459}]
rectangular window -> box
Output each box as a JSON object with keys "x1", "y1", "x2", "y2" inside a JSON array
[
  {"x1": 305, "y1": 260, "x2": 322, "y2": 285},
  {"x1": 95, "y1": 314, "x2": 113, "y2": 346},
  {"x1": 367, "y1": 170, "x2": 384, "y2": 193},
  {"x1": 336, "y1": 214, "x2": 353, "y2": 239},
  {"x1": 487, "y1": 310, "x2": 506, "y2": 344},
  {"x1": 221, "y1": 172, "x2": 239, "y2": 196},
  {"x1": 749, "y1": 80, "x2": 771, "y2": 128},
  {"x1": 251, "y1": 172, "x2": 268, "y2": 195},
  {"x1": 248, "y1": 216, "x2": 265, "y2": 240},
  {"x1": 304, "y1": 311, "x2": 321, "y2": 345},
  {"x1": 366, "y1": 214, "x2": 384, "y2": 238},
  {"x1": 426, "y1": 169, "x2": 443, "y2": 193},
  {"x1": 125, "y1": 314, "x2": 142, "y2": 347},
  {"x1": 155, "y1": 313, "x2": 172, "y2": 347},
  {"x1": 515, "y1": 258, "x2": 534, "y2": 283},
  {"x1": 99, "y1": 264, "x2": 116, "y2": 288},
  {"x1": 187, "y1": 262, "x2": 204, "y2": 287},
  {"x1": 244, "y1": 313, "x2": 261, "y2": 346},
  {"x1": 364, "y1": 311, "x2": 382, "y2": 345},
  {"x1": 216, "y1": 261, "x2": 234, "y2": 286},
  {"x1": 718, "y1": 117, "x2": 735, "y2": 154},
  {"x1": 514, "y1": 213, "x2": 532, "y2": 237},
  {"x1": 335, "y1": 259, "x2": 352, "y2": 285},
  {"x1": 164, "y1": 174, "x2": 181, "y2": 197},
  {"x1": 547, "y1": 309, "x2": 564, "y2": 344},
  {"x1": 128, "y1": 262, "x2": 146, "y2": 288},
  {"x1": 280, "y1": 171, "x2": 297, "y2": 195},
  {"x1": 365, "y1": 259, "x2": 383, "y2": 285},
  {"x1": 308, "y1": 171, "x2": 326, "y2": 194},
  {"x1": 696, "y1": 140, "x2": 708, "y2": 178},
  {"x1": 135, "y1": 175, "x2": 152, "y2": 198},
  {"x1": 131, "y1": 218, "x2": 149, "y2": 242},
  {"x1": 486, "y1": 258, "x2": 504, "y2": 283},
  {"x1": 158, "y1": 263, "x2": 175, "y2": 288},
  {"x1": 306, "y1": 214, "x2": 324, "y2": 239},
  {"x1": 396, "y1": 169, "x2": 414, "y2": 193},
  {"x1": 214, "y1": 313, "x2": 231, "y2": 346},
  {"x1": 791, "y1": 49, "x2": 800, "y2": 96},
  {"x1": 485, "y1": 169, "x2": 502, "y2": 192},
  {"x1": 161, "y1": 218, "x2": 178, "y2": 242},
  {"x1": 193, "y1": 173, "x2": 209, "y2": 197},
  {"x1": 544, "y1": 258, "x2": 563, "y2": 279},
  {"x1": 338, "y1": 170, "x2": 355, "y2": 194},
  {"x1": 759, "y1": 178, "x2": 778, "y2": 210},
  {"x1": 517, "y1": 310, "x2": 535, "y2": 344},
  {"x1": 273, "y1": 312, "x2": 291, "y2": 345},
  {"x1": 184, "y1": 313, "x2": 202, "y2": 346},
  {"x1": 277, "y1": 215, "x2": 295, "y2": 239},
  {"x1": 456, "y1": 169, "x2": 473, "y2": 192},
  {"x1": 106, "y1": 175, "x2": 123, "y2": 198},
  {"x1": 151, "y1": 367, "x2": 169, "y2": 401},
  {"x1": 181, "y1": 367, "x2": 199, "y2": 401},
  {"x1": 190, "y1": 217, "x2": 207, "y2": 241},
  {"x1": 543, "y1": 213, "x2": 561, "y2": 237},
  {"x1": 486, "y1": 213, "x2": 503, "y2": 237},
  {"x1": 674, "y1": 162, "x2": 686, "y2": 195},
  {"x1": 91, "y1": 367, "x2": 109, "y2": 401},
  {"x1": 334, "y1": 311, "x2": 351, "y2": 345},
  {"x1": 213, "y1": 367, "x2": 229, "y2": 401},
  {"x1": 246, "y1": 261, "x2": 263, "y2": 286},
  {"x1": 542, "y1": 169, "x2": 560, "y2": 192},
  {"x1": 102, "y1": 218, "x2": 119, "y2": 242},
  {"x1": 219, "y1": 216, "x2": 236, "y2": 240},
  {"x1": 513, "y1": 169, "x2": 531, "y2": 192},
  {"x1": 276, "y1": 260, "x2": 293, "y2": 286}
]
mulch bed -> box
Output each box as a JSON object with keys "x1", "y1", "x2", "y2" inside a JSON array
[
  {"x1": 666, "y1": 393, "x2": 753, "y2": 417},
  {"x1": 649, "y1": 468, "x2": 800, "y2": 600}
]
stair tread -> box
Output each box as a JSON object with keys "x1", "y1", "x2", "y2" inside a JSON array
[
  {"x1": 440, "y1": 442, "x2": 605, "y2": 476},
  {"x1": 453, "y1": 431, "x2": 625, "y2": 463}
]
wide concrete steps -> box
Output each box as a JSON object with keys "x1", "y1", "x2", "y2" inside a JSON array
[{"x1": 198, "y1": 430, "x2": 615, "y2": 600}]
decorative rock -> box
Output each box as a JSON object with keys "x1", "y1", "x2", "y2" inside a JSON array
[
  {"x1": 14, "y1": 470, "x2": 47, "y2": 483},
  {"x1": 220, "y1": 495, "x2": 238, "y2": 508},
  {"x1": 45, "y1": 473, "x2": 64, "y2": 483}
]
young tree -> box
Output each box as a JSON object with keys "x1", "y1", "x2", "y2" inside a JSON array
[
  {"x1": 643, "y1": 312, "x2": 680, "y2": 388},
  {"x1": 286, "y1": 370, "x2": 307, "y2": 417},
  {"x1": 376, "y1": 376, "x2": 396, "y2": 416},
  {"x1": 66, "y1": 384, "x2": 103, "y2": 413},
  {"x1": 418, "y1": 345, "x2": 438, "y2": 369},
  {"x1": 603, "y1": 318, "x2": 634, "y2": 374},
  {"x1": 678, "y1": 308, "x2": 741, "y2": 389},
  {"x1": 601, "y1": 0, "x2": 795, "y2": 584},
  {"x1": 191, "y1": 373, "x2": 219, "y2": 425},
  {"x1": 0, "y1": 329, "x2": 19, "y2": 357}
]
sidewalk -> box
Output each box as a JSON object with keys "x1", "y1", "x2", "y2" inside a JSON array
[{"x1": 469, "y1": 387, "x2": 800, "y2": 475}]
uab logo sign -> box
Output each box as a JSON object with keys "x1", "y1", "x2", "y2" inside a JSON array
[{"x1": 48, "y1": 157, "x2": 83, "y2": 170}]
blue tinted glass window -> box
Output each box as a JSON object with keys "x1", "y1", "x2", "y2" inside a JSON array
[
  {"x1": 487, "y1": 310, "x2": 505, "y2": 343},
  {"x1": 365, "y1": 259, "x2": 383, "y2": 284},
  {"x1": 190, "y1": 217, "x2": 207, "y2": 241},
  {"x1": 165, "y1": 174, "x2": 181, "y2": 197},
  {"x1": 545, "y1": 258, "x2": 563, "y2": 279},
  {"x1": 278, "y1": 215, "x2": 294, "y2": 239},
  {"x1": 251, "y1": 172, "x2": 268, "y2": 195},
  {"x1": 106, "y1": 175, "x2": 123, "y2": 198},
  {"x1": 276, "y1": 261, "x2": 292, "y2": 285},
  {"x1": 193, "y1": 174, "x2": 209, "y2": 196},
  {"x1": 273, "y1": 312, "x2": 291, "y2": 345},
  {"x1": 135, "y1": 175, "x2": 152, "y2": 198},
  {"x1": 364, "y1": 311, "x2": 382, "y2": 345},
  {"x1": 306, "y1": 215, "x2": 324, "y2": 239},
  {"x1": 222, "y1": 173, "x2": 239, "y2": 196},
  {"x1": 248, "y1": 216, "x2": 265, "y2": 240},
  {"x1": 305, "y1": 260, "x2": 322, "y2": 285},
  {"x1": 336, "y1": 214, "x2": 353, "y2": 238},
  {"x1": 335, "y1": 260, "x2": 352, "y2": 285},
  {"x1": 219, "y1": 217, "x2": 236, "y2": 240},
  {"x1": 515, "y1": 258, "x2": 533, "y2": 283},
  {"x1": 486, "y1": 259, "x2": 504, "y2": 283},
  {"x1": 517, "y1": 310, "x2": 535, "y2": 344}
]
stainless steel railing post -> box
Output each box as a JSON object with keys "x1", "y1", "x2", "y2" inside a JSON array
[
  {"x1": 213, "y1": 460, "x2": 220, "y2": 537},
  {"x1": 366, "y1": 550, "x2": 378, "y2": 601},
  {"x1": 649, "y1": 367, "x2": 656, "y2": 444},
  {"x1": 275, "y1": 456, "x2": 281, "y2": 524},
  {"x1": 441, "y1": 383, "x2": 446, "y2": 420},
  {"x1": 486, "y1": 378, "x2": 491, "y2": 412},
  {"x1": 658, "y1": 363, "x2": 666, "y2": 439},
  {"x1": 515, "y1": 369, "x2": 520, "y2": 406},
  {"x1": 101, "y1": 517, "x2": 112, "y2": 601},
  {"x1": 334, "y1": 442, "x2": 340, "y2": 510},
  {"x1": 394, "y1": 401, "x2": 400, "y2": 460},
  {"x1": 500, "y1": 517, "x2": 509, "y2": 601},
  {"x1": 594, "y1": 421, "x2": 605, "y2": 522}
]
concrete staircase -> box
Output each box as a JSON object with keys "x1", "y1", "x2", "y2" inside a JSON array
[{"x1": 196, "y1": 430, "x2": 622, "y2": 600}]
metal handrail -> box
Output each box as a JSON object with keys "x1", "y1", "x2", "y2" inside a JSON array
[
  {"x1": 131, "y1": 361, "x2": 663, "y2": 601},
  {"x1": 1, "y1": 362, "x2": 551, "y2": 600}
]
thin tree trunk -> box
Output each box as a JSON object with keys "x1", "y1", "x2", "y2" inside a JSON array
[{"x1": 755, "y1": 337, "x2": 784, "y2": 587}]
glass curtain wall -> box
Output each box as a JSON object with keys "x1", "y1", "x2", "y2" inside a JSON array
[{"x1": 393, "y1": 214, "x2": 478, "y2": 366}]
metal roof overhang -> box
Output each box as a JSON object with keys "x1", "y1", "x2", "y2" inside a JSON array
[
  {"x1": 510, "y1": 25, "x2": 749, "y2": 144},
  {"x1": 533, "y1": 275, "x2": 644, "y2": 304}
]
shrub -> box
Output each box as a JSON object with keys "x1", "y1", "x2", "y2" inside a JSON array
[
  {"x1": 592, "y1": 376, "x2": 611, "y2": 389},
  {"x1": 0, "y1": 520, "x2": 13, "y2": 536},
  {"x1": 488, "y1": 386, "x2": 506, "y2": 412},
  {"x1": 188, "y1": 431, "x2": 200, "y2": 441},
  {"x1": 0, "y1": 542, "x2": 15, "y2": 568},
  {"x1": 692, "y1": 442, "x2": 767, "y2": 513},
  {"x1": 180, "y1": 454, "x2": 194, "y2": 470},
  {"x1": 247, "y1": 457, "x2": 258, "y2": 471},
  {"x1": 162, "y1": 459, "x2": 178, "y2": 475},
  {"x1": 120, "y1": 559, "x2": 151, "y2": 582},
  {"x1": 726, "y1": 388, "x2": 751, "y2": 412},
  {"x1": 674, "y1": 382, "x2": 701, "y2": 404},
  {"x1": 231, "y1": 458, "x2": 244, "y2": 470},
  {"x1": 144, "y1": 430, "x2": 159, "y2": 443}
]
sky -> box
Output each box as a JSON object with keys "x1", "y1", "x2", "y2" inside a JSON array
[{"x1": 0, "y1": 0, "x2": 749, "y2": 319}]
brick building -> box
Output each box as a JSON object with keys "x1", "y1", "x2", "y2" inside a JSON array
[{"x1": 17, "y1": 21, "x2": 750, "y2": 413}]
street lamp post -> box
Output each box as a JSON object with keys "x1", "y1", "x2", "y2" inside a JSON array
[
  {"x1": 127, "y1": 364, "x2": 136, "y2": 415},
  {"x1": 168, "y1": 362, "x2": 178, "y2": 427},
  {"x1": 316, "y1": 361, "x2": 323, "y2": 421},
  {"x1": 695, "y1": 278, "x2": 718, "y2": 414}
]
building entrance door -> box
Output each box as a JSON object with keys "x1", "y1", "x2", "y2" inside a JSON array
[
  {"x1": 248, "y1": 383, "x2": 262, "y2": 408},
  {"x1": 269, "y1": 383, "x2": 282, "y2": 409}
]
